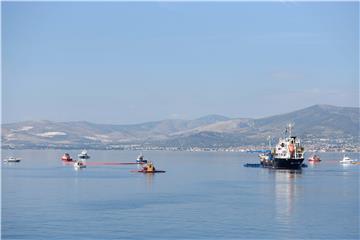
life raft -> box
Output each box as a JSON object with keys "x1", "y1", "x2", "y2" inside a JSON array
[{"x1": 288, "y1": 144, "x2": 295, "y2": 153}]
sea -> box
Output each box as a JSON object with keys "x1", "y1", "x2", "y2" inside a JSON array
[{"x1": 2, "y1": 150, "x2": 359, "y2": 239}]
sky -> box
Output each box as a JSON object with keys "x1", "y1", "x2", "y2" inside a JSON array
[{"x1": 2, "y1": 2, "x2": 359, "y2": 124}]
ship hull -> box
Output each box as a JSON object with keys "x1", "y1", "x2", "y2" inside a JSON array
[{"x1": 262, "y1": 158, "x2": 304, "y2": 169}]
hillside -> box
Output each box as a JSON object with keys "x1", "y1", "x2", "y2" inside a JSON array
[{"x1": 2, "y1": 105, "x2": 359, "y2": 149}]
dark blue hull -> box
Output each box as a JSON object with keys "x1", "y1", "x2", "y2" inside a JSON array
[{"x1": 261, "y1": 158, "x2": 304, "y2": 169}]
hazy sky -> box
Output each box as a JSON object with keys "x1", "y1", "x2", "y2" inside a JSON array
[{"x1": 2, "y1": 2, "x2": 359, "y2": 124}]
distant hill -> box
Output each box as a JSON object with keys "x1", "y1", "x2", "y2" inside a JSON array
[
  {"x1": 254, "y1": 104, "x2": 359, "y2": 135},
  {"x1": 2, "y1": 105, "x2": 359, "y2": 149}
]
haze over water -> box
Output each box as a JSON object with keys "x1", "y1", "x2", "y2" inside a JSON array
[{"x1": 2, "y1": 150, "x2": 359, "y2": 239}]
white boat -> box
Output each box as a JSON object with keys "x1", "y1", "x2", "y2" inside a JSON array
[
  {"x1": 74, "y1": 160, "x2": 86, "y2": 169},
  {"x1": 3, "y1": 157, "x2": 21, "y2": 163},
  {"x1": 136, "y1": 153, "x2": 148, "y2": 163},
  {"x1": 78, "y1": 150, "x2": 90, "y2": 159},
  {"x1": 340, "y1": 155, "x2": 353, "y2": 164}
]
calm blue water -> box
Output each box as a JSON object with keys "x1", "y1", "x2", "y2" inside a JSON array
[{"x1": 2, "y1": 150, "x2": 359, "y2": 239}]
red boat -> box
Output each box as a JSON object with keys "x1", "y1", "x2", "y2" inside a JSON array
[
  {"x1": 61, "y1": 153, "x2": 73, "y2": 162},
  {"x1": 308, "y1": 154, "x2": 321, "y2": 162}
]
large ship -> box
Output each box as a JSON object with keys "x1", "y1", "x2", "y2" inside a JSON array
[{"x1": 259, "y1": 124, "x2": 305, "y2": 169}]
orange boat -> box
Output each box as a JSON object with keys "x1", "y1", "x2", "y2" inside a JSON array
[{"x1": 135, "y1": 162, "x2": 165, "y2": 173}]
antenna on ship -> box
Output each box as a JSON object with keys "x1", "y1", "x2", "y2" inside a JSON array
[
  {"x1": 267, "y1": 135, "x2": 271, "y2": 149},
  {"x1": 287, "y1": 122, "x2": 295, "y2": 137}
]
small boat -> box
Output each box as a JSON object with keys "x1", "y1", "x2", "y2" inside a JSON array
[
  {"x1": 308, "y1": 154, "x2": 321, "y2": 162},
  {"x1": 259, "y1": 151, "x2": 273, "y2": 166},
  {"x1": 61, "y1": 153, "x2": 73, "y2": 162},
  {"x1": 3, "y1": 157, "x2": 21, "y2": 163},
  {"x1": 340, "y1": 155, "x2": 353, "y2": 164},
  {"x1": 135, "y1": 162, "x2": 165, "y2": 173},
  {"x1": 74, "y1": 160, "x2": 86, "y2": 169},
  {"x1": 78, "y1": 150, "x2": 90, "y2": 159},
  {"x1": 136, "y1": 153, "x2": 148, "y2": 163}
]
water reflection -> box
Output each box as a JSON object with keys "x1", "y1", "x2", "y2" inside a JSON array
[
  {"x1": 340, "y1": 163, "x2": 354, "y2": 169},
  {"x1": 2, "y1": 161, "x2": 21, "y2": 166},
  {"x1": 271, "y1": 170, "x2": 302, "y2": 228},
  {"x1": 145, "y1": 173, "x2": 154, "y2": 189},
  {"x1": 308, "y1": 161, "x2": 321, "y2": 168},
  {"x1": 62, "y1": 160, "x2": 74, "y2": 167}
]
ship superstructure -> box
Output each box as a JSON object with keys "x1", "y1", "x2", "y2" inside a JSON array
[{"x1": 260, "y1": 124, "x2": 305, "y2": 169}]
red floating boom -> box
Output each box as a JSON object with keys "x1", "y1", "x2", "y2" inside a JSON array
[{"x1": 85, "y1": 162, "x2": 144, "y2": 166}]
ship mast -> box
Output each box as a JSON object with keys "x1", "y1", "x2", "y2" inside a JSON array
[{"x1": 287, "y1": 123, "x2": 293, "y2": 137}]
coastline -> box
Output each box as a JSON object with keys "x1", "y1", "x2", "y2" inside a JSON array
[{"x1": 2, "y1": 146, "x2": 359, "y2": 153}]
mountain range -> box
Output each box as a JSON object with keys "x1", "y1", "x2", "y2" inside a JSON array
[{"x1": 2, "y1": 104, "x2": 359, "y2": 149}]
